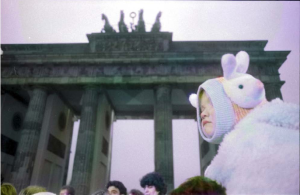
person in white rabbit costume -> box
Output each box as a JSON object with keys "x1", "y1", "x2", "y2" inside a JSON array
[{"x1": 189, "y1": 51, "x2": 299, "y2": 194}]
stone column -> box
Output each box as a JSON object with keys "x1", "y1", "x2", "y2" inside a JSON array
[
  {"x1": 11, "y1": 88, "x2": 48, "y2": 191},
  {"x1": 154, "y1": 84, "x2": 174, "y2": 191},
  {"x1": 264, "y1": 82, "x2": 283, "y2": 101},
  {"x1": 71, "y1": 87, "x2": 98, "y2": 195}
]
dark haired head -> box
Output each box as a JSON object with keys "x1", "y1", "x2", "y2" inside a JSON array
[
  {"x1": 140, "y1": 172, "x2": 167, "y2": 195},
  {"x1": 106, "y1": 181, "x2": 127, "y2": 195},
  {"x1": 60, "y1": 185, "x2": 75, "y2": 195},
  {"x1": 169, "y1": 176, "x2": 226, "y2": 195},
  {"x1": 129, "y1": 189, "x2": 143, "y2": 195}
]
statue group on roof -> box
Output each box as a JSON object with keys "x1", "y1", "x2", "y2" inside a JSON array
[{"x1": 101, "y1": 9, "x2": 162, "y2": 33}]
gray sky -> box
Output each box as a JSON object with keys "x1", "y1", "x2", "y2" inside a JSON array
[{"x1": 1, "y1": 0, "x2": 299, "y2": 192}]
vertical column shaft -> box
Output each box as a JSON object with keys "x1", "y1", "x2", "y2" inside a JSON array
[
  {"x1": 265, "y1": 82, "x2": 283, "y2": 101},
  {"x1": 71, "y1": 87, "x2": 98, "y2": 195},
  {"x1": 11, "y1": 88, "x2": 47, "y2": 191},
  {"x1": 154, "y1": 84, "x2": 174, "y2": 191}
]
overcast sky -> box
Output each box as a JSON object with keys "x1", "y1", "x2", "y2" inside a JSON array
[{"x1": 1, "y1": 0, "x2": 299, "y2": 192}]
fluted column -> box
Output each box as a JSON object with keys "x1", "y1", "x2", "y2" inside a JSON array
[
  {"x1": 154, "y1": 84, "x2": 174, "y2": 191},
  {"x1": 71, "y1": 87, "x2": 98, "y2": 195},
  {"x1": 11, "y1": 88, "x2": 48, "y2": 191},
  {"x1": 264, "y1": 82, "x2": 283, "y2": 101}
]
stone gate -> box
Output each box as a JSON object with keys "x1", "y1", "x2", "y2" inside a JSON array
[{"x1": 1, "y1": 18, "x2": 289, "y2": 194}]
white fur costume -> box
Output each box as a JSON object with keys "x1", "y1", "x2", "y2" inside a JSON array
[
  {"x1": 189, "y1": 51, "x2": 299, "y2": 194},
  {"x1": 205, "y1": 98, "x2": 299, "y2": 194}
]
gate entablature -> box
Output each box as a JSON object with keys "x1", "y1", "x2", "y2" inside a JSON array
[
  {"x1": 1, "y1": 36, "x2": 289, "y2": 86},
  {"x1": 1, "y1": 39, "x2": 276, "y2": 56}
]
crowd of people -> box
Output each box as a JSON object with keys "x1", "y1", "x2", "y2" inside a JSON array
[{"x1": 1, "y1": 172, "x2": 226, "y2": 195}]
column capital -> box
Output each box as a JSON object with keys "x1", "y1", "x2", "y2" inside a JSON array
[
  {"x1": 154, "y1": 84, "x2": 172, "y2": 102},
  {"x1": 26, "y1": 86, "x2": 48, "y2": 98},
  {"x1": 24, "y1": 84, "x2": 48, "y2": 91},
  {"x1": 154, "y1": 84, "x2": 172, "y2": 90},
  {"x1": 83, "y1": 85, "x2": 103, "y2": 93}
]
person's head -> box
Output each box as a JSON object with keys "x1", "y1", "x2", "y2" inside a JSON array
[
  {"x1": 128, "y1": 189, "x2": 143, "y2": 195},
  {"x1": 106, "y1": 181, "x2": 127, "y2": 195},
  {"x1": 1, "y1": 183, "x2": 17, "y2": 195},
  {"x1": 140, "y1": 172, "x2": 166, "y2": 195},
  {"x1": 59, "y1": 185, "x2": 75, "y2": 195},
  {"x1": 169, "y1": 176, "x2": 226, "y2": 195},
  {"x1": 190, "y1": 51, "x2": 267, "y2": 144},
  {"x1": 19, "y1": 186, "x2": 46, "y2": 195}
]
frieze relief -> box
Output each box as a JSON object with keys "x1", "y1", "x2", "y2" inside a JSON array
[
  {"x1": 1, "y1": 68, "x2": 14, "y2": 77},
  {"x1": 2, "y1": 64, "x2": 222, "y2": 78}
]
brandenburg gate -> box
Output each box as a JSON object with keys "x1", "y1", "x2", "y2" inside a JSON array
[{"x1": 1, "y1": 11, "x2": 289, "y2": 195}]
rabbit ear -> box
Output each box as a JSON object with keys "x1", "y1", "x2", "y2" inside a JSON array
[
  {"x1": 221, "y1": 54, "x2": 237, "y2": 80},
  {"x1": 235, "y1": 51, "x2": 249, "y2": 74},
  {"x1": 189, "y1": 93, "x2": 198, "y2": 108}
]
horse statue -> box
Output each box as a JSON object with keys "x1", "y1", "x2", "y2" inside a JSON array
[
  {"x1": 101, "y1": 14, "x2": 116, "y2": 33},
  {"x1": 136, "y1": 9, "x2": 146, "y2": 33},
  {"x1": 118, "y1": 10, "x2": 128, "y2": 33},
  {"x1": 151, "y1": 11, "x2": 162, "y2": 32}
]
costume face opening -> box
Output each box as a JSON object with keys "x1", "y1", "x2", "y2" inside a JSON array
[{"x1": 199, "y1": 90, "x2": 216, "y2": 138}]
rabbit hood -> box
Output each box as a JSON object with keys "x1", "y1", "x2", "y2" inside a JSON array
[{"x1": 189, "y1": 51, "x2": 267, "y2": 143}]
